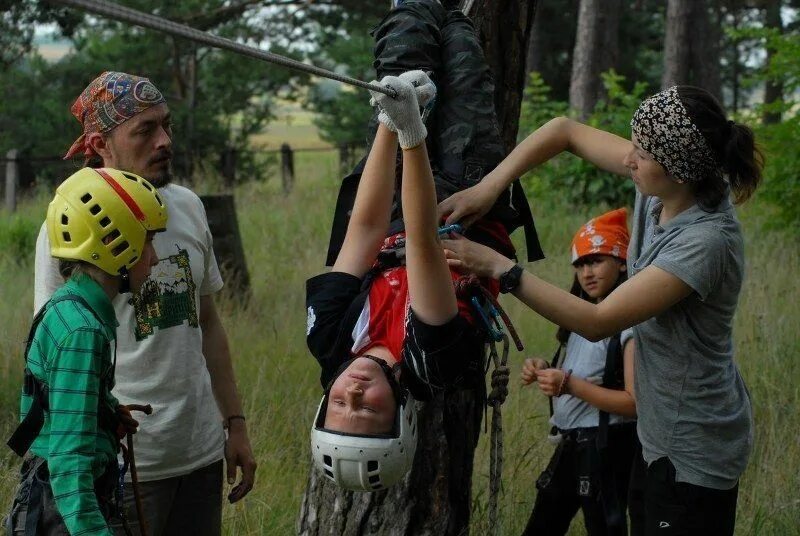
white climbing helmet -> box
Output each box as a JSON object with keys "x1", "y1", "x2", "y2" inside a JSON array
[{"x1": 310, "y1": 392, "x2": 418, "y2": 492}]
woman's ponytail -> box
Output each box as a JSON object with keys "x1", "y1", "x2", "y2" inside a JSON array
[
  {"x1": 723, "y1": 121, "x2": 763, "y2": 204},
  {"x1": 676, "y1": 86, "x2": 765, "y2": 206}
]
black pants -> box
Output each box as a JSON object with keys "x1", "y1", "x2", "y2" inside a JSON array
[
  {"x1": 522, "y1": 423, "x2": 636, "y2": 536},
  {"x1": 643, "y1": 457, "x2": 739, "y2": 536}
]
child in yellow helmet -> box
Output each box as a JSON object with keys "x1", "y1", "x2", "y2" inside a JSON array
[{"x1": 5, "y1": 167, "x2": 167, "y2": 536}]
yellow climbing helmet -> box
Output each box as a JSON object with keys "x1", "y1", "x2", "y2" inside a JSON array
[{"x1": 47, "y1": 167, "x2": 168, "y2": 275}]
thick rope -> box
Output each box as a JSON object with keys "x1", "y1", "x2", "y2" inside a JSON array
[
  {"x1": 46, "y1": 0, "x2": 398, "y2": 98},
  {"x1": 486, "y1": 334, "x2": 509, "y2": 536}
]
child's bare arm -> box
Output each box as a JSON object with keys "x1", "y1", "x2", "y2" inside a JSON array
[
  {"x1": 332, "y1": 124, "x2": 398, "y2": 278},
  {"x1": 534, "y1": 339, "x2": 637, "y2": 417},
  {"x1": 370, "y1": 73, "x2": 457, "y2": 325},
  {"x1": 402, "y1": 145, "x2": 458, "y2": 326}
]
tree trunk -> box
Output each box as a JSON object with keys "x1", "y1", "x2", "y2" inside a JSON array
[
  {"x1": 569, "y1": 0, "x2": 621, "y2": 120},
  {"x1": 690, "y1": 0, "x2": 722, "y2": 100},
  {"x1": 662, "y1": 0, "x2": 722, "y2": 100},
  {"x1": 470, "y1": 0, "x2": 538, "y2": 151},
  {"x1": 296, "y1": 2, "x2": 537, "y2": 535},
  {"x1": 762, "y1": 0, "x2": 784, "y2": 124},
  {"x1": 525, "y1": 1, "x2": 546, "y2": 79},
  {"x1": 662, "y1": 0, "x2": 694, "y2": 88}
]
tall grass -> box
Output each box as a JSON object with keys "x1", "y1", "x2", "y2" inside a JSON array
[{"x1": 1, "y1": 153, "x2": 798, "y2": 534}]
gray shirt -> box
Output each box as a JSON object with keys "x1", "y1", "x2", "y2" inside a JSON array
[
  {"x1": 629, "y1": 191, "x2": 753, "y2": 490},
  {"x1": 552, "y1": 329, "x2": 634, "y2": 430}
]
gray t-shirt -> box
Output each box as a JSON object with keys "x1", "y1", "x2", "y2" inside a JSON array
[
  {"x1": 552, "y1": 329, "x2": 634, "y2": 430},
  {"x1": 628, "y1": 191, "x2": 753, "y2": 490}
]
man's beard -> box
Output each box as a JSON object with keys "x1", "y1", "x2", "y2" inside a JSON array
[{"x1": 147, "y1": 162, "x2": 173, "y2": 188}]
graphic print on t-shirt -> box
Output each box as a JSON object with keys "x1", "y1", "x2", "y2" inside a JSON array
[{"x1": 132, "y1": 246, "x2": 199, "y2": 340}]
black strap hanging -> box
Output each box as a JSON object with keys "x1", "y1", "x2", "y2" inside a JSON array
[{"x1": 7, "y1": 294, "x2": 108, "y2": 457}]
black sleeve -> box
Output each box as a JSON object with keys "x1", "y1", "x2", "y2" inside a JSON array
[
  {"x1": 400, "y1": 309, "x2": 485, "y2": 400},
  {"x1": 306, "y1": 272, "x2": 367, "y2": 388}
]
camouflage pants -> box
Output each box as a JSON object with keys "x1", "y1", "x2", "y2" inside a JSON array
[{"x1": 326, "y1": 0, "x2": 543, "y2": 265}]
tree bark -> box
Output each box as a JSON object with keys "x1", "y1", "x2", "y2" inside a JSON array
[
  {"x1": 525, "y1": 1, "x2": 546, "y2": 79},
  {"x1": 569, "y1": 0, "x2": 621, "y2": 120},
  {"x1": 662, "y1": 0, "x2": 722, "y2": 100},
  {"x1": 296, "y1": 2, "x2": 537, "y2": 535},
  {"x1": 470, "y1": 0, "x2": 538, "y2": 151}
]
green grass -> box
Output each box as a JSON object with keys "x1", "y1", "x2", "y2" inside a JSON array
[{"x1": 1, "y1": 151, "x2": 798, "y2": 534}]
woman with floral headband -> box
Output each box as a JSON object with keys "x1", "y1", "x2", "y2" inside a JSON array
[{"x1": 439, "y1": 85, "x2": 762, "y2": 535}]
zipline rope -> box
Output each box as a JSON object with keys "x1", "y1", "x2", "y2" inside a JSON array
[{"x1": 46, "y1": 0, "x2": 398, "y2": 98}]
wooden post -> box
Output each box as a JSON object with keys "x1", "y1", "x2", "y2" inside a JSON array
[
  {"x1": 338, "y1": 143, "x2": 351, "y2": 174},
  {"x1": 5, "y1": 149, "x2": 18, "y2": 212},
  {"x1": 220, "y1": 147, "x2": 237, "y2": 186},
  {"x1": 281, "y1": 143, "x2": 295, "y2": 194},
  {"x1": 199, "y1": 194, "x2": 251, "y2": 298}
]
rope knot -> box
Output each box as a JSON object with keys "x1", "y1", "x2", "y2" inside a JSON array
[{"x1": 487, "y1": 365, "x2": 510, "y2": 406}]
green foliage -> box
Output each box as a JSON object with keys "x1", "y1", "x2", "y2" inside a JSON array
[
  {"x1": 0, "y1": 212, "x2": 40, "y2": 264},
  {"x1": 305, "y1": 33, "x2": 376, "y2": 146},
  {"x1": 0, "y1": 0, "x2": 309, "y2": 184},
  {"x1": 758, "y1": 116, "x2": 800, "y2": 229},
  {"x1": 519, "y1": 71, "x2": 646, "y2": 208},
  {"x1": 731, "y1": 27, "x2": 800, "y2": 228}
]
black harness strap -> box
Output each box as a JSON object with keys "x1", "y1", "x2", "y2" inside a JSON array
[
  {"x1": 7, "y1": 294, "x2": 112, "y2": 457},
  {"x1": 545, "y1": 334, "x2": 627, "y2": 529},
  {"x1": 596, "y1": 333, "x2": 625, "y2": 530}
]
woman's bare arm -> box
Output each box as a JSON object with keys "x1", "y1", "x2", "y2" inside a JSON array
[
  {"x1": 440, "y1": 117, "x2": 633, "y2": 226},
  {"x1": 442, "y1": 236, "x2": 693, "y2": 341}
]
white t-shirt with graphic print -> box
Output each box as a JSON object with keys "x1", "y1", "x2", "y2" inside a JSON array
[{"x1": 34, "y1": 183, "x2": 226, "y2": 481}]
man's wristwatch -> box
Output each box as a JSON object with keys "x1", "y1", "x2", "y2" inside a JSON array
[{"x1": 499, "y1": 264, "x2": 524, "y2": 294}]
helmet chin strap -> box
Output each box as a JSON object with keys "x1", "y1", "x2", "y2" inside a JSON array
[{"x1": 118, "y1": 268, "x2": 131, "y2": 294}]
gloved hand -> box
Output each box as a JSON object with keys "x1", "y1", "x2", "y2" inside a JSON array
[
  {"x1": 371, "y1": 70, "x2": 436, "y2": 135},
  {"x1": 369, "y1": 74, "x2": 431, "y2": 149}
]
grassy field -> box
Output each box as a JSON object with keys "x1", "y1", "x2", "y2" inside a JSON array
[{"x1": 1, "y1": 149, "x2": 798, "y2": 535}]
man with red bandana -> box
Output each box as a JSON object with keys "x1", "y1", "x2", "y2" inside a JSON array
[{"x1": 34, "y1": 71, "x2": 256, "y2": 535}]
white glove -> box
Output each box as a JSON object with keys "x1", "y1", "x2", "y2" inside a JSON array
[
  {"x1": 371, "y1": 70, "x2": 436, "y2": 134},
  {"x1": 369, "y1": 75, "x2": 429, "y2": 149}
]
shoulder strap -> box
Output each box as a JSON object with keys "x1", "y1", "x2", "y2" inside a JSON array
[
  {"x1": 7, "y1": 293, "x2": 103, "y2": 457},
  {"x1": 547, "y1": 343, "x2": 563, "y2": 420},
  {"x1": 597, "y1": 333, "x2": 623, "y2": 450}
]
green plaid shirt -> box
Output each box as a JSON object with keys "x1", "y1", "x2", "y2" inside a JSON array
[{"x1": 21, "y1": 274, "x2": 120, "y2": 536}]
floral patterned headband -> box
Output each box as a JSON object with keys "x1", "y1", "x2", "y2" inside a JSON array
[{"x1": 630, "y1": 86, "x2": 719, "y2": 183}]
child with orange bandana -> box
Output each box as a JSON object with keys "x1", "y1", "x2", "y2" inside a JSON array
[{"x1": 519, "y1": 208, "x2": 638, "y2": 536}]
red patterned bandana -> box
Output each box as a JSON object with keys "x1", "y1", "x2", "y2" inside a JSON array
[{"x1": 64, "y1": 71, "x2": 165, "y2": 160}]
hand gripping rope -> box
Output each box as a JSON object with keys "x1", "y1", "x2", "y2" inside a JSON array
[{"x1": 45, "y1": 0, "x2": 398, "y2": 98}]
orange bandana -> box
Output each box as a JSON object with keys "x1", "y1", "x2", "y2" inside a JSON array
[{"x1": 571, "y1": 208, "x2": 629, "y2": 263}]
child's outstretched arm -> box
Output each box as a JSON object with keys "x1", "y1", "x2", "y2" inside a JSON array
[
  {"x1": 402, "y1": 144, "x2": 458, "y2": 326},
  {"x1": 371, "y1": 73, "x2": 457, "y2": 326},
  {"x1": 332, "y1": 124, "x2": 398, "y2": 279}
]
